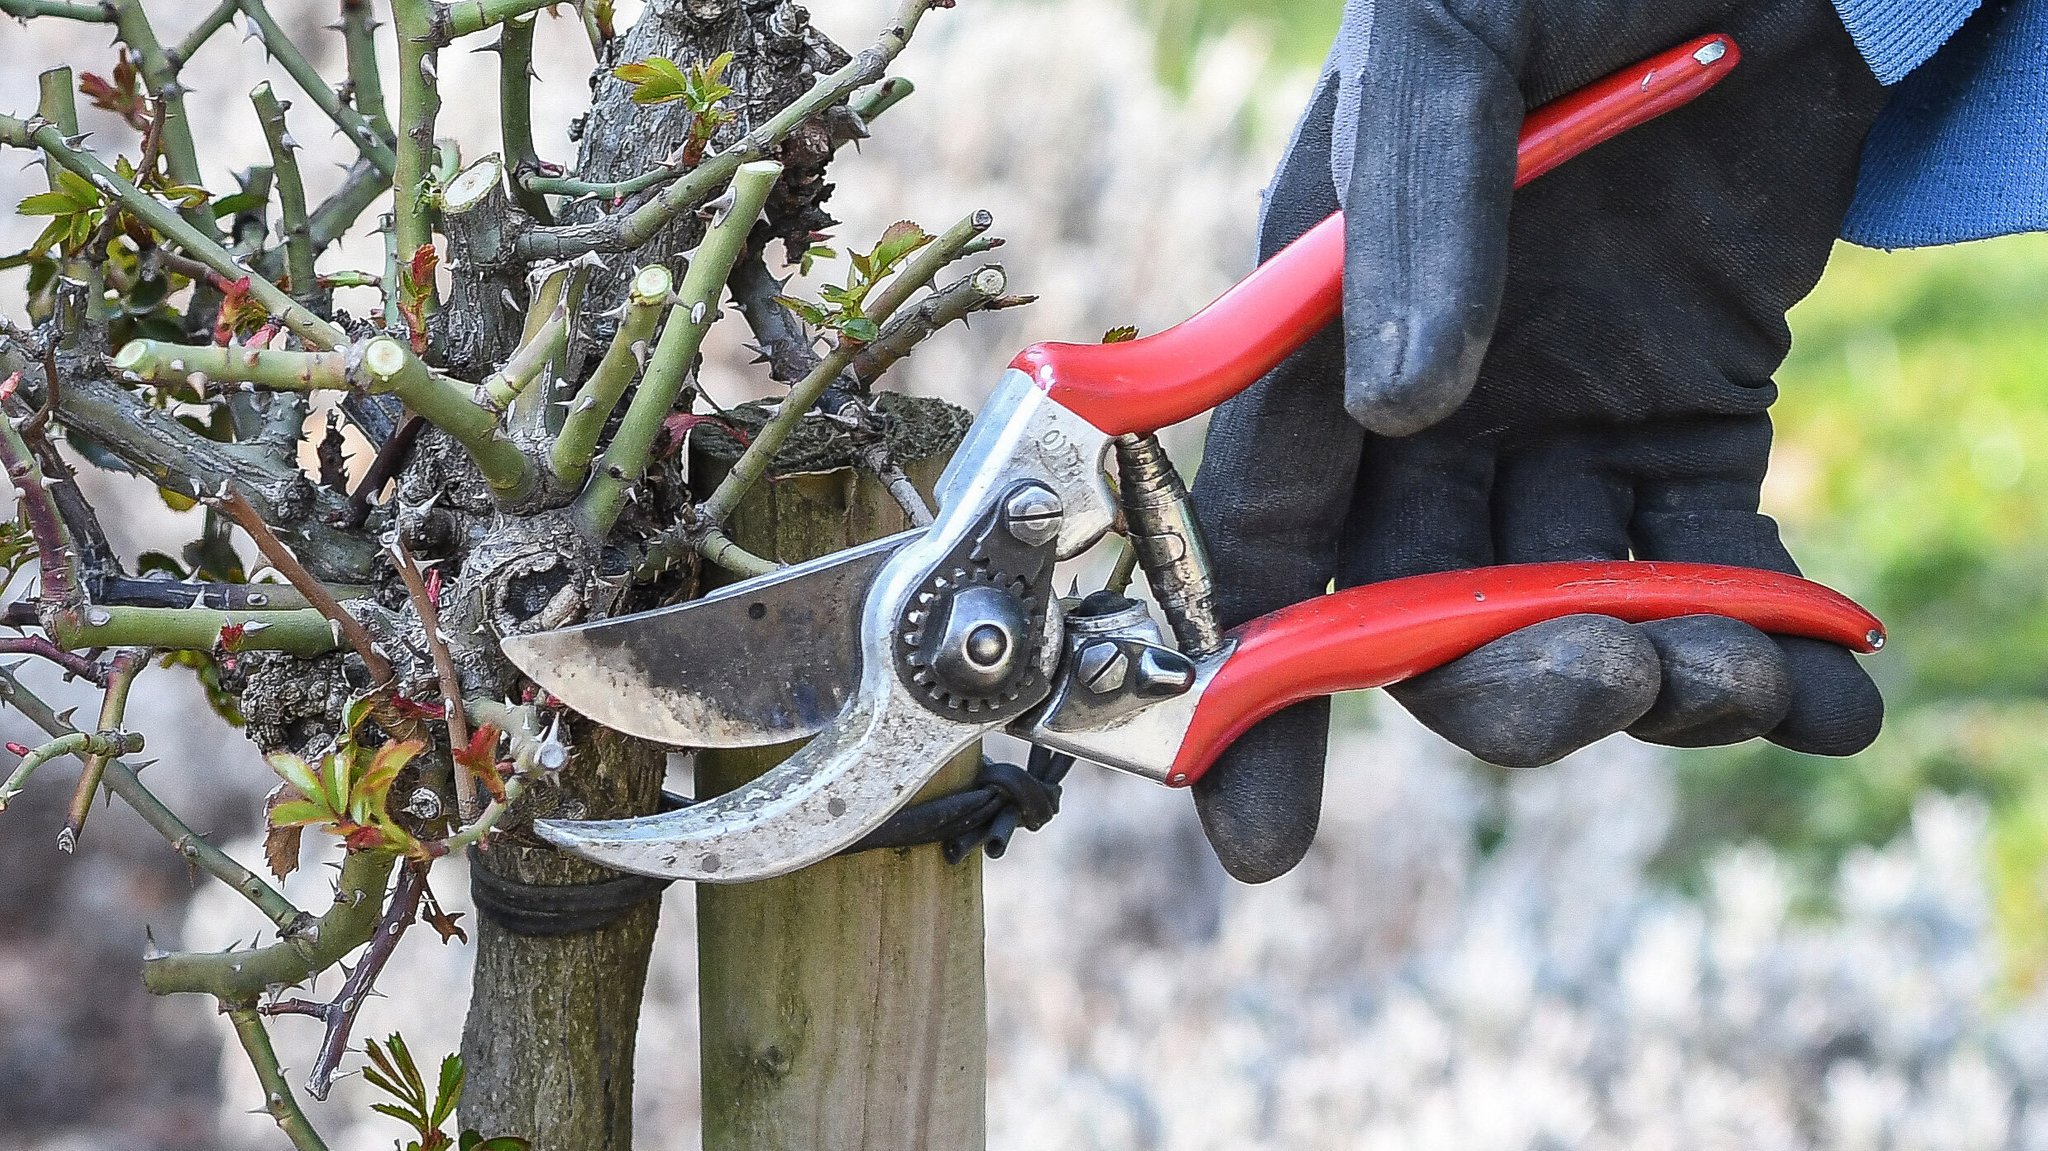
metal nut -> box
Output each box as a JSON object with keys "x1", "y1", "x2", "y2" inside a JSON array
[
  {"x1": 1077, "y1": 640, "x2": 1129, "y2": 694},
  {"x1": 1003, "y1": 483, "x2": 1063, "y2": 547}
]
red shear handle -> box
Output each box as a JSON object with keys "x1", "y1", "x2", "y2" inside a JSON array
[
  {"x1": 1013, "y1": 35, "x2": 1743, "y2": 437},
  {"x1": 1163, "y1": 562, "x2": 1883, "y2": 787}
]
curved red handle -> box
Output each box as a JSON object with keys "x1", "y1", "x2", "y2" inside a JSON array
[
  {"x1": 1013, "y1": 35, "x2": 1743, "y2": 436},
  {"x1": 1164, "y1": 561, "x2": 1882, "y2": 787}
]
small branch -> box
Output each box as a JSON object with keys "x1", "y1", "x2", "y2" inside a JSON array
[
  {"x1": 227, "y1": 1007, "x2": 333, "y2": 1151},
  {"x1": 304, "y1": 859, "x2": 425, "y2": 1101},
  {"x1": 430, "y1": 0, "x2": 553, "y2": 44},
  {"x1": 235, "y1": 0, "x2": 396, "y2": 175},
  {"x1": 92, "y1": 576, "x2": 357, "y2": 612},
  {"x1": 43, "y1": 603, "x2": 339, "y2": 654},
  {"x1": 391, "y1": 0, "x2": 442, "y2": 312},
  {"x1": 0, "y1": 635, "x2": 105, "y2": 682},
  {"x1": 0, "y1": 353, "x2": 372, "y2": 576},
  {"x1": 357, "y1": 339, "x2": 536, "y2": 502},
  {"x1": 697, "y1": 523, "x2": 779, "y2": 578},
  {"x1": 0, "y1": 0, "x2": 111, "y2": 19},
  {"x1": 250, "y1": 83, "x2": 317, "y2": 306},
  {"x1": 107, "y1": 0, "x2": 214, "y2": 235},
  {"x1": 861, "y1": 210, "x2": 994, "y2": 333},
  {"x1": 552, "y1": 265, "x2": 670, "y2": 488},
  {"x1": 496, "y1": 11, "x2": 552, "y2": 221},
  {"x1": 478, "y1": 300, "x2": 567, "y2": 412},
  {"x1": 0, "y1": 728, "x2": 141, "y2": 809},
  {"x1": 59, "y1": 645, "x2": 146, "y2": 850},
  {"x1": 339, "y1": 0, "x2": 393, "y2": 145},
  {"x1": 169, "y1": 0, "x2": 240, "y2": 73},
  {"x1": 218, "y1": 490, "x2": 391, "y2": 684},
  {"x1": 516, "y1": 0, "x2": 951, "y2": 261},
  {"x1": 389, "y1": 539, "x2": 473, "y2": 819},
  {"x1": 851, "y1": 264, "x2": 1019, "y2": 386},
  {"x1": 305, "y1": 158, "x2": 390, "y2": 255},
  {"x1": 0, "y1": 386, "x2": 82, "y2": 606},
  {"x1": 0, "y1": 113, "x2": 345, "y2": 349},
  {"x1": 342, "y1": 414, "x2": 425, "y2": 528},
  {"x1": 114, "y1": 341, "x2": 349, "y2": 391},
  {"x1": 850, "y1": 76, "x2": 915, "y2": 122},
  {"x1": 729, "y1": 249, "x2": 819, "y2": 385},
  {"x1": 145, "y1": 849, "x2": 396, "y2": 997},
  {"x1": 0, "y1": 666, "x2": 309, "y2": 935},
  {"x1": 575, "y1": 162, "x2": 781, "y2": 536}
]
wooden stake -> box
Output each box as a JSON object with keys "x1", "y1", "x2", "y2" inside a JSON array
[{"x1": 692, "y1": 398, "x2": 984, "y2": 1150}]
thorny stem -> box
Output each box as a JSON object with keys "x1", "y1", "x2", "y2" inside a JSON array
[
  {"x1": 339, "y1": 0, "x2": 394, "y2": 145},
  {"x1": 227, "y1": 1007, "x2": 333, "y2": 1151},
  {"x1": 431, "y1": 0, "x2": 554, "y2": 44},
  {"x1": 479, "y1": 301, "x2": 567, "y2": 412},
  {"x1": 250, "y1": 83, "x2": 317, "y2": 306},
  {"x1": 515, "y1": 0, "x2": 951, "y2": 261},
  {"x1": 496, "y1": 11, "x2": 552, "y2": 221},
  {"x1": 59, "y1": 645, "x2": 145, "y2": 850},
  {"x1": 0, "y1": 636, "x2": 105, "y2": 682},
  {"x1": 0, "y1": 113, "x2": 345, "y2": 348},
  {"x1": 852, "y1": 264, "x2": 1019, "y2": 386},
  {"x1": 358, "y1": 338, "x2": 536, "y2": 501},
  {"x1": 0, "y1": 388, "x2": 82, "y2": 607},
  {"x1": 391, "y1": 0, "x2": 442, "y2": 313},
  {"x1": 389, "y1": 538, "x2": 473, "y2": 819},
  {"x1": 0, "y1": 728, "x2": 141, "y2": 809},
  {"x1": 861, "y1": 210, "x2": 994, "y2": 334},
  {"x1": 305, "y1": 159, "x2": 390, "y2": 255},
  {"x1": 107, "y1": 0, "x2": 215, "y2": 237},
  {"x1": 235, "y1": 0, "x2": 397, "y2": 175},
  {"x1": 552, "y1": 264, "x2": 670, "y2": 487},
  {"x1": 343, "y1": 414, "x2": 424, "y2": 527},
  {"x1": 575, "y1": 161, "x2": 780, "y2": 537},
  {"x1": 169, "y1": 0, "x2": 240, "y2": 73},
  {"x1": 304, "y1": 858, "x2": 425, "y2": 1100},
  {"x1": 0, "y1": 0, "x2": 110, "y2": 18},
  {"x1": 0, "y1": 666, "x2": 311, "y2": 934},
  {"x1": 218, "y1": 490, "x2": 392, "y2": 684},
  {"x1": 46, "y1": 603, "x2": 339, "y2": 653},
  {"x1": 851, "y1": 76, "x2": 916, "y2": 121},
  {"x1": 145, "y1": 848, "x2": 397, "y2": 997},
  {"x1": 117, "y1": 342, "x2": 347, "y2": 391}
]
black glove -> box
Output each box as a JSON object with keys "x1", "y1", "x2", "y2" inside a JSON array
[{"x1": 1189, "y1": 0, "x2": 1890, "y2": 883}]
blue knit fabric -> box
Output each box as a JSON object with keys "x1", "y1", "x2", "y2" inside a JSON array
[
  {"x1": 1835, "y1": 0, "x2": 2048, "y2": 248},
  {"x1": 1832, "y1": 0, "x2": 1984, "y2": 82}
]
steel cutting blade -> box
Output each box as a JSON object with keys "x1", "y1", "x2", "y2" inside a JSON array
[{"x1": 500, "y1": 531, "x2": 917, "y2": 747}]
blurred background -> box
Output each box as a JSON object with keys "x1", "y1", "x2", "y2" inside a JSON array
[{"x1": 5, "y1": 0, "x2": 2048, "y2": 1147}]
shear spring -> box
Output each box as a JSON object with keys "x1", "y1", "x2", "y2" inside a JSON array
[{"x1": 1114, "y1": 433, "x2": 1225, "y2": 658}]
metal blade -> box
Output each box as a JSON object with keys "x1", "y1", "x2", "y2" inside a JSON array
[
  {"x1": 535, "y1": 689, "x2": 979, "y2": 882},
  {"x1": 500, "y1": 531, "x2": 916, "y2": 747}
]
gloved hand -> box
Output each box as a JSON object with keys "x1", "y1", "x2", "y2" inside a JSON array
[{"x1": 1189, "y1": 0, "x2": 1890, "y2": 883}]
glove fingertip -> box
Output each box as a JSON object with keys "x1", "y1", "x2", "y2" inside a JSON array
[
  {"x1": 1767, "y1": 635, "x2": 1884, "y2": 756},
  {"x1": 1192, "y1": 702, "x2": 1330, "y2": 885},
  {"x1": 1341, "y1": 314, "x2": 1490, "y2": 437}
]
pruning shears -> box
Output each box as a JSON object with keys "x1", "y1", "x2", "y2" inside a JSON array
[{"x1": 502, "y1": 35, "x2": 1885, "y2": 883}]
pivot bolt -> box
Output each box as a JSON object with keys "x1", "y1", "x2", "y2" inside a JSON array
[
  {"x1": 1003, "y1": 483, "x2": 1063, "y2": 547},
  {"x1": 1077, "y1": 641, "x2": 1129, "y2": 694}
]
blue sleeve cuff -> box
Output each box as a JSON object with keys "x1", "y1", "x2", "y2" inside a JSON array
[
  {"x1": 1832, "y1": 0, "x2": 1984, "y2": 82},
  {"x1": 1842, "y1": 0, "x2": 2048, "y2": 248}
]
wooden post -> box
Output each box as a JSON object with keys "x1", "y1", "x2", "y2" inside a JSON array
[{"x1": 691, "y1": 397, "x2": 985, "y2": 1150}]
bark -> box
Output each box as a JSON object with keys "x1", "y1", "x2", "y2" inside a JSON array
[
  {"x1": 569, "y1": 0, "x2": 853, "y2": 302},
  {"x1": 460, "y1": 725, "x2": 668, "y2": 1150}
]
